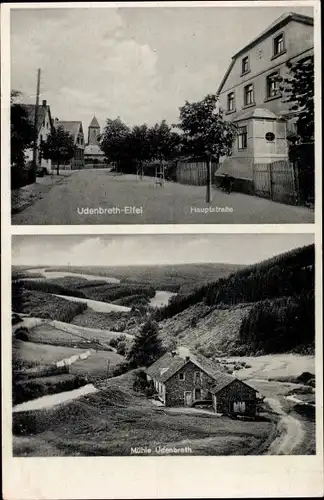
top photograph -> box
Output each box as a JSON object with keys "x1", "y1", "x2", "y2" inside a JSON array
[{"x1": 10, "y1": 5, "x2": 316, "y2": 225}]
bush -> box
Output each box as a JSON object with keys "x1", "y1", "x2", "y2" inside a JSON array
[
  {"x1": 109, "y1": 338, "x2": 118, "y2": 349},
  {"x1": 15, "y1": 327, "x2": 30, "y2": 341},
  {"x1": 116, "y1": 341, "x2": 127, "y2": 356}
]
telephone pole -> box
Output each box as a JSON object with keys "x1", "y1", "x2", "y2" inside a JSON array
[
  {"x1": 32, "y1": 68, "x2": 41, "y2": 182},
  {"x1": 206, "y1": 157, "x2": 212, "y2": 204}
]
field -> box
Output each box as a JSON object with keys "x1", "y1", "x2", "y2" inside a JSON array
[{"x1": 13, "y1": 371, "x2": 275, "y2": 457}]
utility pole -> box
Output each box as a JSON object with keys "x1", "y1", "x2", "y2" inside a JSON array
[
  {"x1": 206, "y1": 156, "x2": 212, "y2": 203},
  {"x1": 32, "y1": 68, "x2": 41, "y2": 183}
]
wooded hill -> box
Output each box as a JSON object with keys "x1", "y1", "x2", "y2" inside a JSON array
[{"x1": 156, "y1": 244, "x2": 315, "y2": 355}]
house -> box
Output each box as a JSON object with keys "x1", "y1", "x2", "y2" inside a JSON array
[
  {"x1": 84, "y1": 115, "x2": 105, "y2": 164},
  {"x1": 216, "y1": 12, "x2": 314, "y2": 188},
  {"x1": 54, "y1": 120, "x2": 85, "y2": 169},
  {"x1": 146, "y1": 350, "x2": 258, "y2": 417},
  {"x1": 23, "y1": 100, "x2": 53, "y2": 172}
]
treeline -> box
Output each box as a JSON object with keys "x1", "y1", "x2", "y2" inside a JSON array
[
  {"x1": 12, "y1": 284, "x2": 87, "y2": 323},
  {"x1": 77, "y1": 283, "x2": 156, "y2": 303},
  {"x1": 155, "y1": 244, "x2": 314, "y2": 321},
  {"x1": 237, "y1": 293, "x2": 315, "y2": 355},
  {"x1": 16, "y1": 280, "x2": 87, "y2": 299}
]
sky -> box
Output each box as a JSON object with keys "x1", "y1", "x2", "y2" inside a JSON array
[
  {"x1": 10, "y1": 5, "x2": 313, "y2": 132},
  {"x1": 12, "y1": 234, "x2": 314, "y2": 267}
]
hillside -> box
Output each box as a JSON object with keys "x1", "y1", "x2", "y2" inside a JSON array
[{"x1": 156, "y1": 245, "x2": 315, "y2": 356}]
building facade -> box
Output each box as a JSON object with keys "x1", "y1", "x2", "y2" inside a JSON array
[
  {"x1": 54, "y1": 120, "x2": 85, "y2": 168},
  {"x1": 146, "y1": 351, "x2": 258, "y2": 416},
  {"x1": 217, "y1": 12, "x2": 314, "y2": 182},
  {"x1": 23, "y1": 100, "x2": 53, "y2": 172}
]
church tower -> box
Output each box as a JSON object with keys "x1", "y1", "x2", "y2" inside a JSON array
[{"x1": 88, "y1": 116, "x2": 100, "y2": 145}]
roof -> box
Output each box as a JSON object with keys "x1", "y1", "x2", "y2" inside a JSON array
[
  {"x1": 210, "y1": 377, "x2": 258, "y2": 395},
  {"x1": 233, "y1": 13, "x2": 313, "y2": 59},
  {"x1": 22, "y1": 104, "x2": 52, "y2": 134},
  {"x1": 84, "y1": 144, "x2": 105, "y2": 156},
  {"x1": 55, "y1": 121, "x2": 83, "y2": 144},
  {"x1": 89, "y1": 116, "x2": 100, "y2": 128},
  {"x1": 232, "y1": 107, "x2": 280, "y2": 122},
  {"x1": 217, "y1": 12, "x2": 314, "y2": 95},
  {"x1": 146, "y1": 348, "x2": 236, "y2": 387}
]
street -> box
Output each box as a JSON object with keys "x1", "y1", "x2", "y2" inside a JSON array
[{"x1": 12, "y1": 170, "x2": 314, "y2": 225}]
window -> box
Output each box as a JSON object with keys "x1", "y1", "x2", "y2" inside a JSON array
[
  {"x1": 238, "y1": 126, "x2": 247, "y2": 149},
  {"x1": 227, "y1": 92, "x2": 235, "y2": 111},
  {"x1": 179, "y1": 372, "x2": 185, "y2": 381},
  {"x1": 266, "y1": 72, "x2": 280, "y2": 98},
  {"x1": 244, "y1": 84, "x2": 254, "y2": 106},
  {"x1": 242, "y1": 56, "x2": 249, "y2": 74},
  {"x1": 194, "y1": 371, "x2": 202, "y2": 383},
  {"x1": 273, "y1": 33, "x2": 285, "y2": 56}
]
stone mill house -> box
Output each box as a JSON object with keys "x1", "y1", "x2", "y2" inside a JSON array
[{"x1": 145, "y1": 350, "x2": 258, "y2": 417}]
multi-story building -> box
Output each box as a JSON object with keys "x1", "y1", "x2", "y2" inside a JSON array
[
  {"x1": 216, "y1": 12, "x2": 313, "y2": 183},
  {"x1": 23, "y1": 100, "x2": 53, "y2": 172},
  {"x1": 54, "y1": 120, "x2": 85, "y2": 168}
]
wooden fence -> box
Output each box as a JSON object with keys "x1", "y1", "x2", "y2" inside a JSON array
[
  {"x1": 253, "y1": 160, "x2": 299, "y2": 205},
  {"x1": 176, "y1": 160, "x2": 217, "y2": 186}
]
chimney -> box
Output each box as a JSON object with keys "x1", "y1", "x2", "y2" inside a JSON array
[
  {"x1": 42, "y1": 100, "x2": 47, "y2": 107},
  {"x1": 185, "y1": 356, "x2": 190, "y2": 362}
]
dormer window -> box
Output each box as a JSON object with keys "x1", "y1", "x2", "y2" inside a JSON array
[
  {"x1": 242, "y1": 56, "x2": 249, "y2": 75},
  {"x1": 273, "y1": 33, "x2": 285, "y2": 57}
]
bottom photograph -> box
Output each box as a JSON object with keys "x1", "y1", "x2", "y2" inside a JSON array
[{"x1": 11, "y1": 233, "x2": 315, "y2": 457}]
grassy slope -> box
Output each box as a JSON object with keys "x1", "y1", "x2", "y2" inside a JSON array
[
  {"x1": 13, "y1": 371, "x2": 274, "y2": 457},
  {"x1": 158, "y1": 302, "x2": 253, "y2": 354}
]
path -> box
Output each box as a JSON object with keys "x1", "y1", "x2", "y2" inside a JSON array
[
  {"x1": 266, "y1": 397, "x2": 305, "y2": 455},
  {"x1": 12, "y1": 170, "x2": 314, "y2": 225}
]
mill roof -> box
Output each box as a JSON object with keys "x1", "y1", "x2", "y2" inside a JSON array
[{"x1": 146, "y1": 349, "x2": 236, "y2": 388}]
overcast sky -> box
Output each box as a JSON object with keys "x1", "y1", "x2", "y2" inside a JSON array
[
  {"x1": 11, "y1": 5, "x2": 313, "y2": 131},
  {"x1": 12, "y1": 234, "x2": 314, "y2": 267}
]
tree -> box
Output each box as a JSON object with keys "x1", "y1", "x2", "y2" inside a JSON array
[
  {"x1": 100, "y1": 117, "x2": 130, "y2": 173},
  {"x1": 128, "y1": 124, "x2": 152, "y2": 176},
  {"x1": 127, "y1": 320, "x2": 163, "y2": 367},
  {"x1": 41, "y1": 126, "x2": 75, "y2": 175},
  {"x1": 176, "y1": 93, "x2": 237, "y2": 202},
  {"x1": 280, "y1": 56, "x2": 314, "y2": 142},
  {"x1": 10, "y1": 91, "x2": 35, "y2": 167}
]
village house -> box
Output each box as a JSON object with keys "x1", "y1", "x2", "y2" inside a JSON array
[
  {"x1": 23, "y1": 100, "x2": 53, "y2": 172},
  {"x1": 54, "y1": 120, "x2": 85, "y2": 169},
  {"x1": 216, "y1": 12, "x2": 314, "y2": 194},
  {"x1": 146, "y1": 350, "x2": 258, "y2": 417},
  {"x1": 84, "y1": 115, "x2": 105, "y2": 165}
]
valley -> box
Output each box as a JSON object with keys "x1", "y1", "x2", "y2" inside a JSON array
[{"x1": 11, "y1": 246, "x2": 316, "y2": 456}]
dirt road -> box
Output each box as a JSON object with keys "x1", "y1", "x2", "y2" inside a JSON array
[{"x1": 266, "y1": 397, "x2": 305, "y2": 455}]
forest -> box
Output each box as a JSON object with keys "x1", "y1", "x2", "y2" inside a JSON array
[{"x1": 155, "y1": 245, "x2": 315, "y2": 354}]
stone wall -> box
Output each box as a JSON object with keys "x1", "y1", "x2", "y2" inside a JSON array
[
  {"x1": 213, "y1": 379, "x2": 257, "y2": 416},
  {"x1": 164, "y1": 361, "x2": 215, "y2": 407}
]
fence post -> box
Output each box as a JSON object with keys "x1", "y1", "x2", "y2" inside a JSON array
[
  {"x1": 268, "y1": 163, "x2": 273, "y2": 200},
  {"x1": 292, "y1": 161, "x2": 301, "y2": 205}
]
